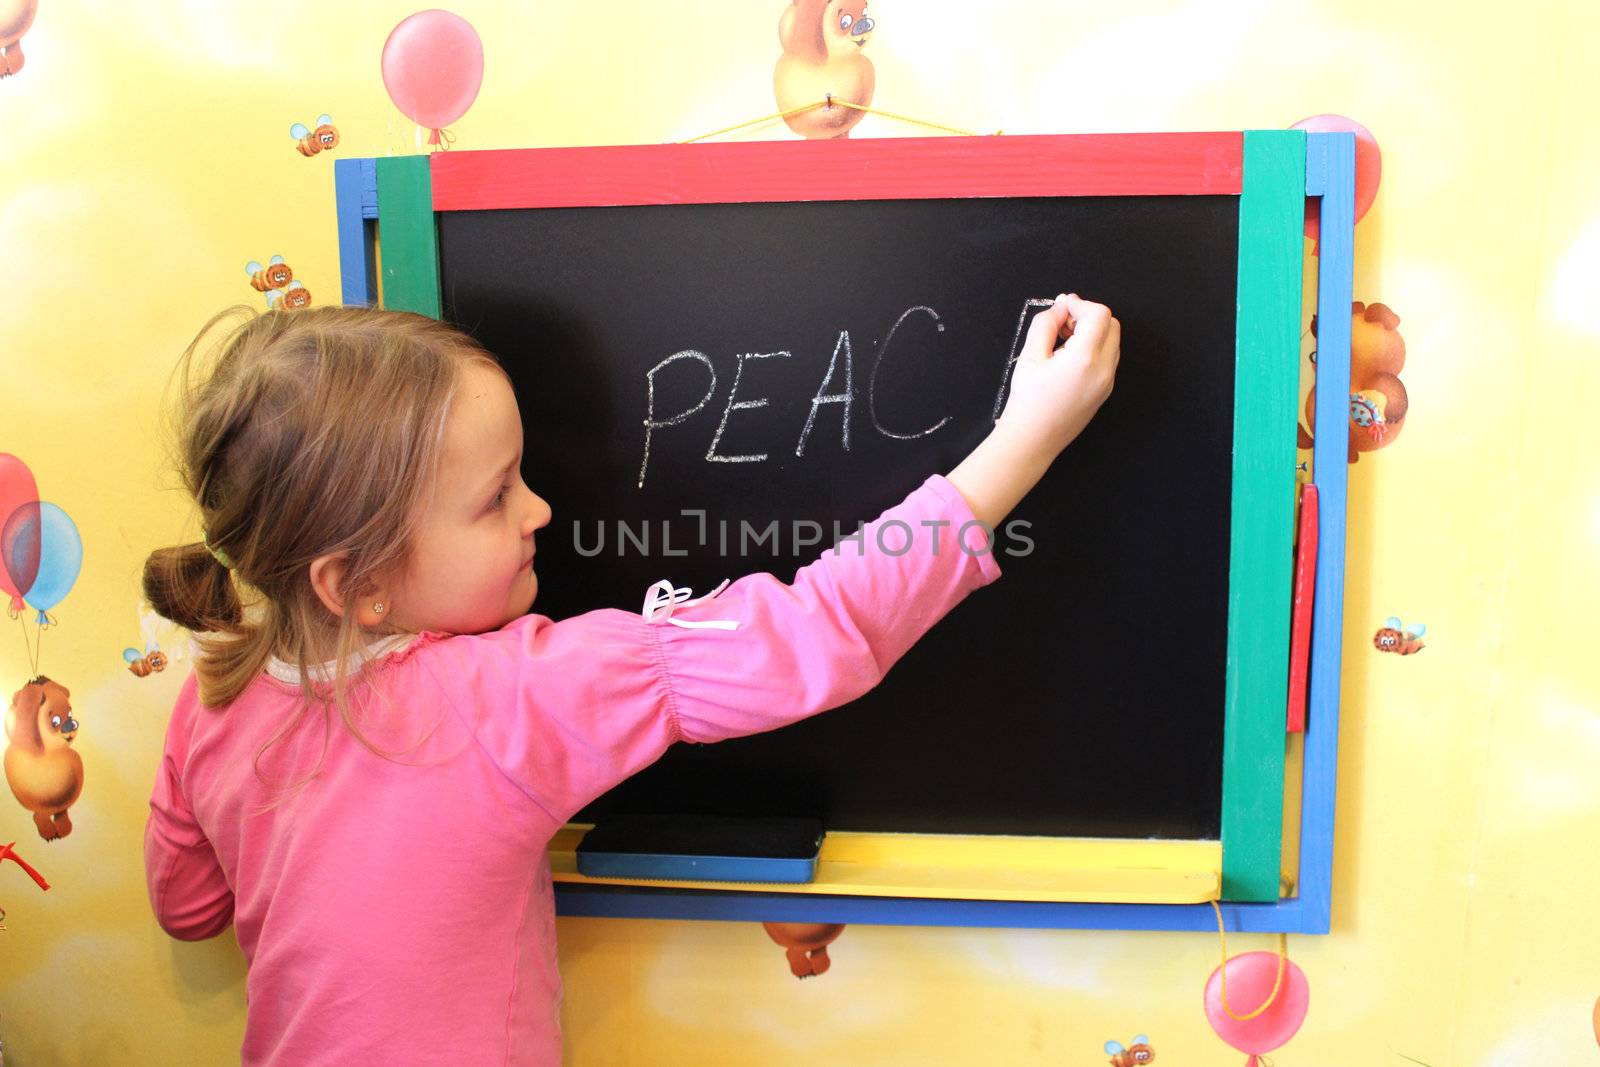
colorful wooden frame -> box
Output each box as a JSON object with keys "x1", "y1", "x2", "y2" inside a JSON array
[{"x1": 334, "y1": 131, "x2": 1353, "y2": 934}]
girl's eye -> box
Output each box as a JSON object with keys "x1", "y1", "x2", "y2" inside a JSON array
[
  {"x1": 490, "y1": 485, "x2": 510, "y2": 510},
  {"x1": 839, "y1": 12, "x2": 853, "y2": 29}
]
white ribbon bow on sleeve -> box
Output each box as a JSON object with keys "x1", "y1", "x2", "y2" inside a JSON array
[{"x1": 640, "y1": 578, "x2": 741, "y2": 630}]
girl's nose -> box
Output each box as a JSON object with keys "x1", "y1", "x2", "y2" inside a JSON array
[
  {"x1": 851, "y1": 16, "x2": 874, "y2": 35},
  {"x1": 524, "y1": 491, "x2": 552, "y2": 535}
]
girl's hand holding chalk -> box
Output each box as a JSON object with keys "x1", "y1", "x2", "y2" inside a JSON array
[
  {"x1": 946, "y1": 293, "x2": 1121, "y2": 531},
  {"x1": 999, "y1": 293, "x2": 1121, "y2": 457}
]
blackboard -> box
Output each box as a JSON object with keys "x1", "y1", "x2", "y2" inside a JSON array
[{"x1": 438, "y1": 192, "x2": 1240, "y2": 840}]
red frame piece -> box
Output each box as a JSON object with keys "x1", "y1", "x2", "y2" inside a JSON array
[{"x1": 431, "y1": 132, "x2": 1243, "y2": 210}]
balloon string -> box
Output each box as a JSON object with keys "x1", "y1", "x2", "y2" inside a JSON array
[
  {"x1": 425, "y1": 126, "x2": 458, "y2": 152},
  {"x1": 14, "y1": 613, "x2": 40, "y2": 678},
  {"x1": 680, "y1": 98, "x2": 993, "y2": 144},
  {"x1": 1211, "y1": 900, "x2": 1289, "y2": 1022}
]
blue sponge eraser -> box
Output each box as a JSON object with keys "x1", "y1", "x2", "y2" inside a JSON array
[{"x1": 576, "y1": 815, "x2": 824, "y2": 884}]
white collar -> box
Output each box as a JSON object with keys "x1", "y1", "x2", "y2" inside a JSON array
[{"x1": 259, "y1": 633, "x2": 419, "y2": 685}]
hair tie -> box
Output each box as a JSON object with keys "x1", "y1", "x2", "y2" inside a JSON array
[{"x1": 203, "y1": 534, "x2": 235, "y2": 571}]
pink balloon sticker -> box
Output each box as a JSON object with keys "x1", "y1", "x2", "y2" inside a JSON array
[
  {"x1": 381, "y1": 9, "x2": 485, "y2": 135},
  {"x1": 1203, "y1": 951, "x2": 1310, "y2": 1058},
  {"x1": 0, "y1": 453, "x2": 38, "y2": 607}
]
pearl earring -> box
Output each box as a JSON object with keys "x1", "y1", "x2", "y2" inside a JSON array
[{"x1": 373, "y1": 602, "x2": 385, "y2": 614}]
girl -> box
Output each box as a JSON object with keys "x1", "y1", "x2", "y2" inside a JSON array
[{"x1": 143, "y1": 294, "x2": 1119, "y2": 1065}]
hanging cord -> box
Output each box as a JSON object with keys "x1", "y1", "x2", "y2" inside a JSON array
[
  {"x1": 1210, "y1": 900, "x2": 1290, "y2": 1022},
  {"x1": 682, "y1": 99, "x2": 845, "y2": 143},
  {"x1": 825, "y1": 96, "x2": 988, "y2": 137},
  {"x1": 681, "y1": 96, "x2": 993, "y2": 144}
]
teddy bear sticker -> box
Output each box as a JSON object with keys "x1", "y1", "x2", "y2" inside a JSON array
[
  {"x1": 4, "y1": 677, "x2": 82, "y2": 841},
  {"x1": 773, "y1": 1, "x2": 876, "y2": 138},
  {"x1": 762, "y1": 922, "x2": 846, "y2": 977},
  {"x1": 1300, "y1": 300, "x2": 1409, "y2": 463},
  {"x1": 0, "y1": 0, "x2": 36, "y2": 78}
]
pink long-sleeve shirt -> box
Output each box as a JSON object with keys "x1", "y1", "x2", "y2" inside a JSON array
[{"x1": 145, "y1": 473, "x2": 1002, "y2": 1065}]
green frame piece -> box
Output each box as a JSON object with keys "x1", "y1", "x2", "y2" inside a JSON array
[
  {"x1": 375, "y1": 156, "x2": 441, "y2": 318},
  {"x1": 1219, "y1": 129, "x2": 1305, "y2": 900}
]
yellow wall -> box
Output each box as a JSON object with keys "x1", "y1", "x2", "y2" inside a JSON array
[{"x1": 1, "y1": 1, "x2": 1594, "y2": 1063}]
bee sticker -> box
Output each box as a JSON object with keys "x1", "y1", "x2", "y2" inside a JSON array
[
  {"x1": 122, "y1": 601, "x2": 181, "y2": 678},
  {"x1": 291, "y1": 114, "x2": 340, "y2": 157},
  {"x1": 1104, "y1": 1036, "x2": 1155, "y2": 1066},
  {"x1": 122, "y1": 642, "x2": 168, "y2": 678},
  {"x1": 246, "y1": 256, "x2": 311, "y2": 310},
  {"x1": 246, "y1": 255, "x2": 293, "y2": 292},
  {"x1": 266, "y1": 280, "x2": 311, "y2": 310},
  {"x1": 1374, "y1": 616, "x2": 1426, "y2": 655}
]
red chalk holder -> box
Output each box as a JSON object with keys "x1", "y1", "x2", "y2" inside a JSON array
[
  {"x1": 1286, "y1": 485, "x2": 1318, "y2": 734},
  {"x1": 0, "y1": 840, "x2": 51, "y2": 930}
]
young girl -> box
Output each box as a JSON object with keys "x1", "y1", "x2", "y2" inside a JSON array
[{"x1": 143, "y1": 295, "x2": 1119, "y2": 1065}]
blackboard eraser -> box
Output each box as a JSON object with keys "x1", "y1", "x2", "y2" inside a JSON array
[{"x1": 575, "y1": 814, "x2": 824, "y2": 884}]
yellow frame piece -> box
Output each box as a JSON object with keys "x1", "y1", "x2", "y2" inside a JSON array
[{"x1": 549, "y1": 828, "x2": 1221, "y2": 905}]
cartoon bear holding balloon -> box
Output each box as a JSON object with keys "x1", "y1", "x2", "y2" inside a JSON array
[{"x1": 0, "y1": 455, "x2": 87, "y2": 842}]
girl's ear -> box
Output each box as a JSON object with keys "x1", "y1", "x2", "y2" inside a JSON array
[
  {"x1": 309, "y1": 553, "x2": 393, "y2": 627},
  {"x1": 308, "y1": 553, "x2": 349, "y2": 618}
]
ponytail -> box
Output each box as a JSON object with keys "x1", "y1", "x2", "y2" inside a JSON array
[
  {"x1": 143, "y1": 540, "x2": 283, "y2": 710},
  {"x1": 143, "y1": 541, "x2": 242, "y2": 634}
]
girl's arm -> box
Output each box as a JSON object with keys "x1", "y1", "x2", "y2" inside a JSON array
[
  {"x1": 144, "y1": 704, "x2": 234, "y2": 941},
  {"x1": 428, "y1": 471, "x2": 998, "y2": 827}
]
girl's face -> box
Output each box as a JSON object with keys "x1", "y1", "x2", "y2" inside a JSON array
[{"x1": 386, "y1": 362, "x2": 551, "y2": 635}]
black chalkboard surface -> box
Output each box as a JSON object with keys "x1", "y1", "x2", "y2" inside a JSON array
[{"x1": 439, "y1": 193, "x2": 1239, "y2": 839}]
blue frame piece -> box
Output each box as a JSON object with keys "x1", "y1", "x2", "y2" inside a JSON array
[
  {"x1": 1291, "y1": 131, "x2": 1354, "y2": 935},
  {"x1": 335, "y1": 133, "x2": 1356, "y2": 934},
  {"x1": 334, "y1": 157, "x2": 378, "y2": 306}
]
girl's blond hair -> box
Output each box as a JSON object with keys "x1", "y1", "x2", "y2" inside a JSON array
[{"x1": 144, "y1": 305, "x2": 503, "y2": 792}]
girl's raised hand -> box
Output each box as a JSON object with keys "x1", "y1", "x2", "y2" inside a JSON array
[
  {"x1": 945, "y1": 294, "x2": 1120, "y2": 530},
  {"x1": 996, "y1": 293, "x2": 1120, "y2": 459}
]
